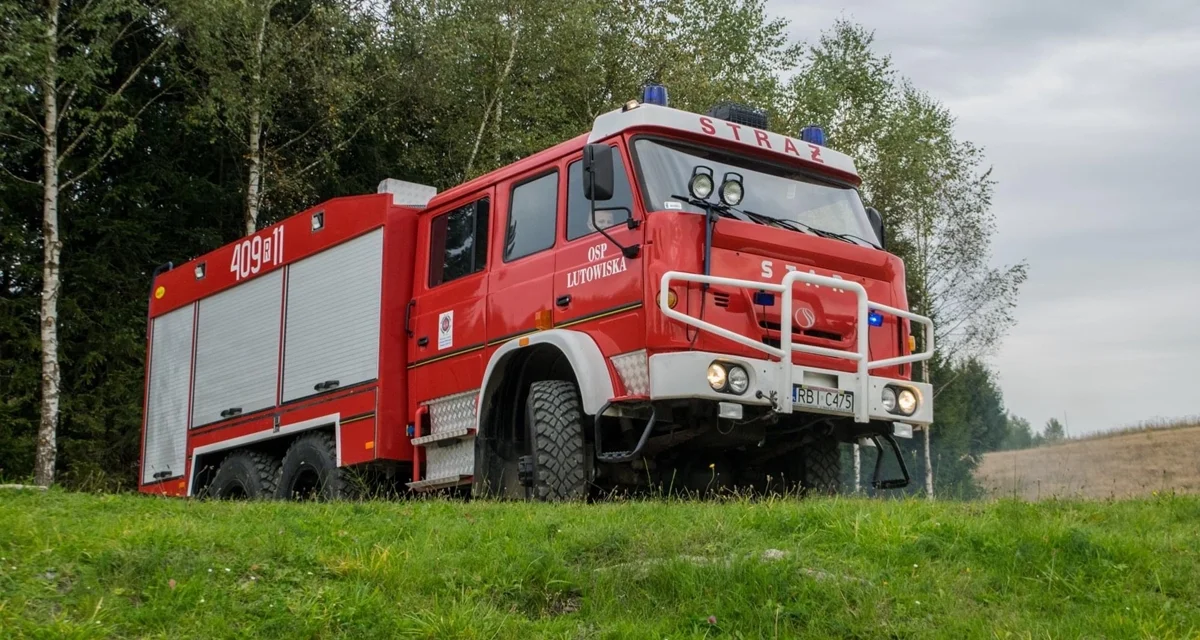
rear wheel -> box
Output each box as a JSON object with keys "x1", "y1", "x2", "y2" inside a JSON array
[
  {"x1": 207, "y1": 450, "x2": 280, "y2": 499},
  {"x1": 524, "y1": 380, "x2": 587, "y2": 501},
  {"x1": 277, "y1": 431, "x2": 353, "y2": 500}
]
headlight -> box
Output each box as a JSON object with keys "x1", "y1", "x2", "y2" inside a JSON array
[
  {"x1": 881, "y1": 386, "x2": 897, "y2": 412},
  {"x1": 689, "y1": 173, "x2": 714, "y2": 200},
  {"x1": 706, "y1": 363, "x2": 727, "y2": 390},
  {"x1": 726, "y1": 366, "x2": 749, "y2": 394},
  {"x1": 719, "y1": 177, "x2": 743, "y2": 206},
  {"x1": 897, "y1": 388, "x2": 918, "y2": 416}
]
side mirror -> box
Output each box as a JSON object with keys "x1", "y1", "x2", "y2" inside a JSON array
[
  {"x1": 582, "y1": 143, "x2": 614, "y2": 201},
  {"x1": 866, "y1": 207, "x2": 886, "y2": 250}
]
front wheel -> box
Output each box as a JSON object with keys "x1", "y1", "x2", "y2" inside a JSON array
[
  {"x1": 524, "y1": 380, "x2": 588, "y2": 501},
  {"x1": 798, "y1": 437, "x2": 841, "y2": 495}
]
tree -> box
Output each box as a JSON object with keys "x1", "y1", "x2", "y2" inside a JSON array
[
  {"x1": 171, "y1": 0, "x2": 376, "y2": 234},
  {"x1": 0, "y1": 0, "x2": 167, "y2": 486},
  {"x1": 1001, "y1": 414, "x2": 1034, "y2": 451},
  {"x1": 1043, "y1": 417, "x2": 1066, "y2": 444}
]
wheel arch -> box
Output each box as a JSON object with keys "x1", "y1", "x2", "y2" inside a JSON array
[{"x1": 476, "y1": 330, "x2": 615, "y2": 433}]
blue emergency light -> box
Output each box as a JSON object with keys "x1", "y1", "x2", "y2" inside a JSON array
[
  {"x1": 642, "y1": 83, "x2": 669, "y2": 107},
  {"x1": 868, "y1": 310, "x2": 884, "y2": 327},
  {"x1": 800, "y1": 125, "x2": 826, "y2": 146}
]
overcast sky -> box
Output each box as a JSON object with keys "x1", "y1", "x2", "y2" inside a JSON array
[{"x1": 767, "y1": 0, "x2": 1200, "y2": 435}]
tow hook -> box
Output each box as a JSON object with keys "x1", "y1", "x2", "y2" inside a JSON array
[{"x1": 518, "y1": 455, "x2": 535, "y2": 487}]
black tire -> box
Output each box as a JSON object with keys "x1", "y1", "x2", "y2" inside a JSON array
[
  {"x1": 799, "y1": 437, "x2": 841, "y2": 495},
  {"x1": 525, "y1": 380, "x2": 587, "y2": 501},
  {"x1": 276, "y1": 431, "x2": 352, "y2": 500},
  {"x1": 207, "y1": 450, "x2": 280, "y2": 499}
]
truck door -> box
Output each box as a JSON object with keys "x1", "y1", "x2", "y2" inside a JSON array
[
  {"x1": 408, "y1": 192, "x2": 492, "y2": 401},
  {"x1": 486, "y1": 168, "x2": 562, "y2": 347},
  {"x1": 554, "y1": 145, "x2": 643, "y2": 332}
]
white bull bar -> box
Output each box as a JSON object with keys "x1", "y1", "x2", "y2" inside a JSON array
[{"x1": 659, "y1": 270, "x2": 934, "y2": 423}]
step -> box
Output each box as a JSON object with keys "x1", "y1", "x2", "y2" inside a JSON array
[
  {"x1": 411, "y1": 428, "x2": 475, "y2": 446},
  {"x1": 407, "y1": 475, "x2": 472, "y2": 491}
]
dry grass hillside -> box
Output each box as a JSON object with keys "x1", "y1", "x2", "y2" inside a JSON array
[{"x1": 977, "y1": 424, "x2": 1200, "y2": 500}]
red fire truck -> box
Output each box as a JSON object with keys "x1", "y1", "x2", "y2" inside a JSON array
[{"x1": 138, "y1": 87, "x2": 933, "y2": 500}]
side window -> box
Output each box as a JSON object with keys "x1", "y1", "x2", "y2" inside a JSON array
[
  {"x1": 504, "y1": 172, "x2": 558, "y2": 262},
  {"x1": 429, "y1": 198, "x2": 489, "y2": 287},
  {"x1": 567, "y1": 150, "x2": 633, "y2": 240}
]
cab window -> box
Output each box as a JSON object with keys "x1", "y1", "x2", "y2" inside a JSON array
[
  {"x1": 429, "y1": 198, "x2": 489, "y2": 287},
  {"x1": 567, "y1": 151, "x2": 634, "y2": 240},
  {"x1": 504, "y1": 172, "x2": 558, "y2": 261}
]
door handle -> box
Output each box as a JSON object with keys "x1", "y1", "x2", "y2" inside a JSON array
[
  {"x1": 404, "y1": 300, "x2": 416, "y2": 337},
  {"x1": 417, "y1": 336, "x2": 429, "y2": 347},
  {"x1": 555, "y1": 295, "x2": 572, "y2": 308}
]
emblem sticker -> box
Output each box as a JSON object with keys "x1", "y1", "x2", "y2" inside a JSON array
[{"x1": 437, "y1": 310, "x2": 453, "y2": 350}]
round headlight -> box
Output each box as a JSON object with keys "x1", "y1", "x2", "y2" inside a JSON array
[
  {"x1": 706, "y1": 362, "x2": 727, "y2": 391},
  {"x1": 689, "y1": 173, "x2": 714, "y2": 200},
  {"x1": 727, "y1": 366, "x2": 749, "y2": 394},
  {"x1": 719, "y1": 179, "x2": 744, "y2": 206},
  {"x1": 881, "y1": 386, "x2": 897, "y2": 413},
  {"x1": 897, "y1": 388, "x2": 918, "y2": 416}
]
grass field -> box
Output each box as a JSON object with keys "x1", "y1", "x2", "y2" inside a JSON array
[
  {"x1": 1, "y1": 491, "x2": 1198, "y2": 638},
  {"x1": 977, "y1": 424, "x2": 1200, "y2": 500}
]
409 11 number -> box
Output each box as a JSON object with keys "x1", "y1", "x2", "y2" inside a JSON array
[{"x1": 230, "y1": 226, "x2": 284, "y2": 280}]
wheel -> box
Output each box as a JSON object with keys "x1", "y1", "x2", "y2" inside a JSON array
[
  {"x1": 207, "y1": 450, "x2": 280, "y2": 499},
  {"x1": 276, "y1": 431, "x2": 352, "y2": 500},
  {"x1": 798, "y1": 437, "x2": 841, "y2": 495},
  {"x1": 524, "y1": 380, "x2": 587, "y2": 501}
]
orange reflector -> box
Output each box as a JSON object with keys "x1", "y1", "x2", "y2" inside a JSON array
[
  {"x1": 178, "y1": 481, "x2": 186, "y2": 489},
  {"x1": 365, "y1": 441, "x2": 374, "y2": 450},
  {"x1": 534, "y1": 309, "x2": 553, "y2": 331},
  {"x1": 518, "y1": 336, "x2": 530, "y2": 347},
  {"x1": 154, "y1": 286, "x2": 165, "y2": 299},
  {"x1": 908, "y1": 336, "x2": 917, "y2": 352}
]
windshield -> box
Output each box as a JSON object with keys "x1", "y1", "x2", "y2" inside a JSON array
[{"x1": 633, "y1": 138, "x2": 878, "y2": 244}]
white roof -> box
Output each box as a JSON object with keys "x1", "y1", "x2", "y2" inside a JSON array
[{"x1": 587, "y1": 104, "x2": 859, "y2": 180}]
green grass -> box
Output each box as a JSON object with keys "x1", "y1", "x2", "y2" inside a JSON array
[{"x1": 1, "y1": 491, "x2": 1198, "y2": 638}]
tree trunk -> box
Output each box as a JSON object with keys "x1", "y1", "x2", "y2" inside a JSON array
[
  {"x1": 35, "y1": 0, "x2": 61, "y2": 488},
  {"x1": 852, "y1": 443, "x2": 860, "y2": 494},
  {"x1": 244, "y1": 12, "x2": 268, "y2": 236},
  {"x1": 245, "y1": 104, "x2": 262, "y2": 235},
  {"x1": 921, "y1": 358, "x2": 933, "y2": 499},
  {"x1": 465, "y1": 27, "x2": 518, "y2": 178}
]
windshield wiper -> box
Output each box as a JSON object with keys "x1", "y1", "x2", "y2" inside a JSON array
[{"x1": 735, "y1": 208, "x2": 880, "y2": 249}]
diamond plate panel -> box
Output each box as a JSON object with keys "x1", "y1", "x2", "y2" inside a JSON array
[
  {"x1": 611, "y1": 350, "x2": 649, "y2": 396},
  {"x1": 425, "y1": 389, "x2": 478, "y2": 435},
  {"x1": 424, "y1": 438, "x2": 475, "y2": 480}
]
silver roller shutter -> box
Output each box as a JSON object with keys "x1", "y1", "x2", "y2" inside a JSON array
[
  {"x1": 191, "y1": 269, "x2": 283, "y2": 426},
  {"x1": 282, "y1": 229, "x2": 383, "y2": 402},
  {"x1": 143, "y1": 304, "x2": 194, "y2": 484}
]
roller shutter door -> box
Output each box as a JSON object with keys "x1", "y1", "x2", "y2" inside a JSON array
[
  {"x1": 142, "y1": 304, "x2": 194, "y2": 484},
  {"x1": 191, "y1": 270, "x2": 283, "y2": 426},
  {"x1": 282, "y1": 229, "x2": 383, "y2": 402}
]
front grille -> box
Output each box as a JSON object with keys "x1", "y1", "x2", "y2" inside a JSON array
[{"x1": 758, "y1": 320, "x2": 842, "y2": 342}]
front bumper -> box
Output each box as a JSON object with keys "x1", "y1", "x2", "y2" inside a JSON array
[{"x1": 647, "y1": 350, "x2": 932, "y2": 426}]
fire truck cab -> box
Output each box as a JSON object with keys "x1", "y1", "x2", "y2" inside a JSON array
[{"x1": 139, "y1": 89, "x2": 933, "y2": 500}]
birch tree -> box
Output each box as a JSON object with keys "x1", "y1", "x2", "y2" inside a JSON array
[
  {"x1": 171, "y1": 0, "x2": 374, "y2": 234},
  {"x1": 0, "y1": 0, "x2": 166, "y2": 486}
]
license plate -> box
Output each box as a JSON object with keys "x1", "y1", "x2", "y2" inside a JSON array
[{"x1": 792, "y1": 385, "x2": 854, "y2": 413}]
